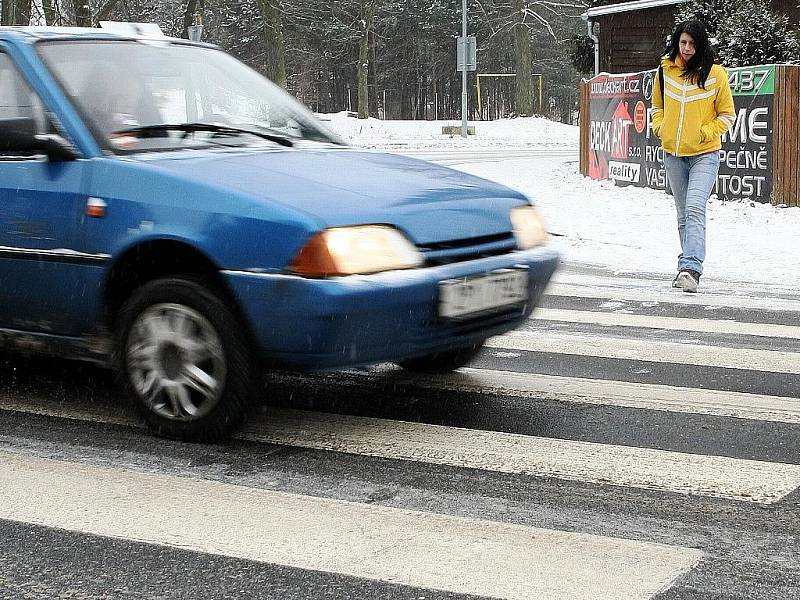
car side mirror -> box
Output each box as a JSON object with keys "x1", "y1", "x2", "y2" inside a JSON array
[{"x1": 0, "y1": 117, "x2": 79, "y2": 162}]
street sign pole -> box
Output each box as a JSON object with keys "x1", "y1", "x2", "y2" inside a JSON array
[{"x1": 461, "y1": 0, "x2": 467, "y2": 138}]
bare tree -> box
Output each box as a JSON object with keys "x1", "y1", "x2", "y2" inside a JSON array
[
  {"x1": 477, "y1": 0, "x2": 585, "y2": 115},
  {"x1": 512, "y1": 0, "x2": 534, "y2": 115},
  {"x1": 71, "y1": 0, "x2": 90, "y2": 25},
  {"x1": 2, "y1": 0, "x2": 33, "y2": 25},
  {"x1": 257, "y1": 0, "x2": 287, "y2": 88},
  {"x1": 42, "y1": 0, "x2": 59, "y2": 24},
  {"x1": 96, "y1": 0, "x2": 121, "y2": 22},
  {"x1": 357, "y1": 0, "x2": 375, "y2": 118},
  {"x1": 45, "y1": 0, "x2": 588, "y2": 123},
  {"x1": 1, "y1": 1, "x2": 12, "y2": 25}
]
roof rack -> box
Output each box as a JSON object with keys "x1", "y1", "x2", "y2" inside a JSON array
[{"x1": 98, "y1": 21, "x2": 165, "y2": 38}]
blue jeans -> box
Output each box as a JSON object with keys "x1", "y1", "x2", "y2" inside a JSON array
[{"x1": 663, "y1": 151, "x2": 720, "y2": 275}]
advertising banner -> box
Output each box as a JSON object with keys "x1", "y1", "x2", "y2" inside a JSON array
[{"x1": 586, "y1": 65, "x2": 775, "y2": 202}]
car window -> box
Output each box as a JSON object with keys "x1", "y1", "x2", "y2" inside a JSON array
[
  {"x1": 37, "y1": 40, "x2": 343, "y2": 153},
  {"x1": 0, "y1": 51, "x2": 50, "y2": 155}
]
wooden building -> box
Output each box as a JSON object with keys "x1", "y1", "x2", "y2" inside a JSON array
[{"x1": 582, "y1": 0, "x2": 800, "y2": 75}]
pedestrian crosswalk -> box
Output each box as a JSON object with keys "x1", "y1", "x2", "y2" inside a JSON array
[
  {"x1": 550, "y1": 278, "x2": 800, "y2": 312},
  {"x1": 533, "y1": 307, "x2": 800, "y2": 338},
  {"x1": 238, "y1": 407, "x2": 800, "y2": 504},
  {"x1": 0, "y1": 450, "x2": 701, "y2": 600},
  {"x1": 1, "y1": 264, "x2": 798, "y2": 599},
  {"x1": 486, "y1": 329, "x2": 800, "y2": 373},
  {"x1": 422, "y1": 368, "x2": 800, "y2": 423}
]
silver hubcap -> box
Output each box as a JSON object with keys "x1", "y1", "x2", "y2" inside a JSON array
[{"x1": 127, "y1": 303, "x2": 226, "y2": 422}]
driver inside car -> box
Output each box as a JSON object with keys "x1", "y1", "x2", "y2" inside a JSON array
[{"x1": 84, "y1": 67, "x2": 160, "y2": 145}]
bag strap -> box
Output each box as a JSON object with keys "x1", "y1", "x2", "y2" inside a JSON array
[{"x1": 658, "y1": 65, "x2": 664, "y2": 97}]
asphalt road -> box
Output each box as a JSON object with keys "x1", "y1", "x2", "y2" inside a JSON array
[{"x1": 1, "y1": 261, "x2": 798, "y2": 600}]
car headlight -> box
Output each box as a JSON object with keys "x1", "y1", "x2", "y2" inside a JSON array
[
  {"x1": 289, "y1": 225, "x2": 424, "y2": 277},
  {"x1": 510, "y1": 205, "x2": 548, "y2": 250}
]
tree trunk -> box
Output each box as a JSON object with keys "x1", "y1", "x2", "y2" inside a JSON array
[
  {"x1": 15, "y1": 0, "x2": 31, "y2": 24},
  {"x1": 257, "y1": 0, "x2": 287, "y2": 89},
  {"x1": 73, "y1": 0, "x2": 92, "y2": 27},
  {"x1": 357, "y1": 0, "x2": 375, "y2": 119},
  {"x1": 2, "y1": 0, "x2": 31, "y2": 25},
  {"x1": 182, "y1": 0, "x2": 198, "y2": 39},
  {"x1": 513, "y1": 0, "x2": 533, "y2": 117},
  {"x1": 42, "y1": 0, "x2": 57, "y2": 25},
  {"x1": 96, "y1": 0, "x2": 122, "y2": 23},
  {"x1": 370, "y1": 23, "x2": 379, "y2": 117}
]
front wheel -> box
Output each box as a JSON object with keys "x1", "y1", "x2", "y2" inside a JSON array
[
  {"x1": 116, "y1": 278, "x2": 256, "y2": 442},
  {"x1": 396, "y1": 342, "x2": 484, "y2": 374}
]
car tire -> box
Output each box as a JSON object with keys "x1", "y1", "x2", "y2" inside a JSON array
[
  {"x1": 116, "y1": 277, "x2": 256, "y2": 442},
  {"x1": 396, "y1": 342, "x2": 484, "y2": 374}
]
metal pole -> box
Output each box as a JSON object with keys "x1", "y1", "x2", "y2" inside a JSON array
[
  {"x1": 539, "y1": 75, "x2": 543, "y2": 114},
  {"x1": 461, "y1": 0, "x2": 468, "y2": 138},
  {"x1": 586, "y1": 18, "x2": 600, "y2": 76},
  {"x1": 476, "y1": 75, "x2": 482, "y2": 117}
]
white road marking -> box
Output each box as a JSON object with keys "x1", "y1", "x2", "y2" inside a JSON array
[
  {"x1": 488, "y1": 329, "x2": 800, "y2": 373},
  {"x1": 533, "y1": 308, "x2": 800, "y2": 339},
  {"x1": 2, "y1": 390, "x2": 799, "y2": 503},
  {"x1": 548, "y1": 282, "x2": 800, "y2": 312},
  {"x1": 242, "y1": 408, "x2": 800, "y2": 504},
  {"x1": 5, "y1": 352, "x2": 800, "y2": 426},
  {"x1": 258, "y1": 366, "x2": 800, "y2": 424},
  {"x1": 0, "y1": 451, "x2": 702, "y2": 600},
  {"x1": 412, "y1": 368, "x2": 800, "y2": 424},
  {"x1": 552, "y1": 270, "x2": 800, "y2": 298}
]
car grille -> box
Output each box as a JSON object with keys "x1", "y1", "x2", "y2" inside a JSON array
[{"x1": 418, "y1": 232, "x2": 518, "y2": 266}]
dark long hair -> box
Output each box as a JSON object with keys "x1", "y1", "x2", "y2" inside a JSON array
[{"x1": 667, "y1": 20, "x2": 716, "y2": 88}]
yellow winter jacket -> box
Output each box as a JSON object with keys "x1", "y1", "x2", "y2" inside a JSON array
[{"x1": 651, "y1": 58, "x2": 736, "y2": 156}]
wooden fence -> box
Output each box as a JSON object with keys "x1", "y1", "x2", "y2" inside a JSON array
[
  {"x1": 579, "y1": 65, "x2": 800, "y2": 207},
  {"x1": 579, "y1": 80, "x2": 590, "y2": 180},
  {"x1": 773, "y1": 66, "x2": 800, "y2": 207}
]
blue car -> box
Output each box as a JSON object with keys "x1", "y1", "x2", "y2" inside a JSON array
[{"x1": 0, "y1": 24, "x2": 558, "y2": 441}]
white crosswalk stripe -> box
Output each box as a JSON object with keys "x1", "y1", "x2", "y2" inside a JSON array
[
  {"x1": 0, "y1": 450, "x2": 701, "y2": 600},
  {"x1": 549, "y1": 281, "x2": 800, "y2": 312},
  {"x1": 532, "y1": 308, "x2": 800, "y2": 339},
  {"x1": 238, "y1": 407, "x2": 800, "y2": 504},
  {"x1": 374, "y1": 368, "x2": 800, "y2": 424},
  {"x1": 1, "y1": 267, "x2": 799, "y2": 598},
  {"x1": 2, "y1": 387, "x2": 798, "y2": 504},
  {"x1": 487, "y1": 330, "x2": 800, "y2": 373}
]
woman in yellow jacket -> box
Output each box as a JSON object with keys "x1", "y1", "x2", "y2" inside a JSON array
[{"x1": 651, "y1": 20, "x2": 735, "y2": 293}]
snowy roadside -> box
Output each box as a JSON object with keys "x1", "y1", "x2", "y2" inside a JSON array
[
  {"x1": 324, "y1": 112, "x2": 800, "y2": 292},
  {"x1": 320, "y1": 111, "x2": 578, "y2": 150}
]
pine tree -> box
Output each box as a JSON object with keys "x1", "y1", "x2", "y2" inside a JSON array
[
  {"x1": 675, "y1": 0, "x2": 800, "y2": 66},
  {"x1": 674, "y1": 0, "x2": 726, "y2": 40},
  {"x1": 715, "y1": 1, "x2": 800, "y2": 66}
]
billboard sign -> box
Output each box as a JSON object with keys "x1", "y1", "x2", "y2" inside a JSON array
[{"x1": 586, "y1": 65, "x2": 775, "y2": 202}]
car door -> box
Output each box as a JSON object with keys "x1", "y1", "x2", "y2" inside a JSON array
[{"x1": 0, "y1": 48, "x2": 94, "y2": 335}]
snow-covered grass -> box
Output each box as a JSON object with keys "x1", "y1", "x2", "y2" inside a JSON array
[
  {"x1": 324, "y1": 112, "x2": 800, "y2": 289},
  {"x1": 321, "y1": 111, "x2": 579, "y2": 150}
]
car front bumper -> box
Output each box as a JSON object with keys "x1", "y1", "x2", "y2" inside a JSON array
[{"x1": 223, "y1": 246, "x2": 559, "y2": 370}]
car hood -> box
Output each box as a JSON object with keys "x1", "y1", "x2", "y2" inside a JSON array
[{"x1": 141, "y1": 147, "x2": 528, "y2": 244}]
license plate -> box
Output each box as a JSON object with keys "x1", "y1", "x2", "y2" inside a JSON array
[{"x1": 438, "y1": 268, "x2": 529, "y2": 319}]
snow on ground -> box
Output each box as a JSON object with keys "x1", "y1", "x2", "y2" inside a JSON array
[
  {"x1": 324, "y1": 112, "x2": 800, "y2": 290},
  {"x1": 321, "y1": 111, "x2": 579, "y2": 150}
]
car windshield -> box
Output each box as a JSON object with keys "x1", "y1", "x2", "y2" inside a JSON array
[{"x1": 37, "y1": 39, "x2": 343, "y2": 153}]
